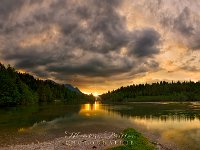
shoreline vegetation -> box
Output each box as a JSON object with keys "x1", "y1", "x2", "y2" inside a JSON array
[
  {"x1": 0, "y1": 128, "x2": 162, "y2": 150},
  {"x1": 100, "y1": 81, "x2": 200, "y2": 103},
  {"x1": 1, "y1": 63, "x2": 200, "y2": 106},
  {"x1": 0, "y1": 63, "x2": 95, "y2": 107},
  {"x1": 106, "y1": 128, "x2": 156, "y2": 150}
]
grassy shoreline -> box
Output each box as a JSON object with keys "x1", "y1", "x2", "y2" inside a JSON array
[{"x1": 107, "y1": 128, "x2": 156, "y2": 150}]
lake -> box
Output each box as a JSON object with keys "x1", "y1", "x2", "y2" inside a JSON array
[{"x1": 0, "y1": 102, "x2": 200, "y2": 150}]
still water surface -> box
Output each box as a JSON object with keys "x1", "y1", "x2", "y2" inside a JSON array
[{"x1": 0, "y1": 102, "x2": 200, "y2": 149}]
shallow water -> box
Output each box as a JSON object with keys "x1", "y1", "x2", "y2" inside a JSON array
[{"x1": 0, "y1": 102, "x2": 200, "y2": 149}]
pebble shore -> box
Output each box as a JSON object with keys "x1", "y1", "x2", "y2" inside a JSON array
[
  {"x1": 0, "y1": 133, "x2": 122, "y2": 150},
  {"x1": 0, "y1": 132, "x2": 181, "y2": 150}
]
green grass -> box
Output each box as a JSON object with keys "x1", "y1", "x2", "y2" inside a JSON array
[{"x1": 107, "y1": 128, "x2": 156, "y2": 150}]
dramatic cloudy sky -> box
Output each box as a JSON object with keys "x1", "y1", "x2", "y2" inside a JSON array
[{"x1": 0, "y1": 0, "x2": 200, "y2": 94}]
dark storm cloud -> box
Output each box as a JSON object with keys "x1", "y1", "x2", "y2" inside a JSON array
[
  {"x1": 46, "y1": 55, "x2": 134, "y2": 77},
  {"x1": 173, "y1": 7, "x2": 200, "y2": 50},
  {"x1": 128, "y1": 29, "x2": 160, "y2": 57},
  {"x1": 173, "y1": 7, "x2": 194, "y2": 36},
  {"x1": 52, "y1": 0, "x2": 128, "y2": 53},
  {"x1": 0, "y1": 0, "x2": 161, "y2": 84},
  {"x1": 0, "y1": 0, "x2": 45, "y2": 17},
  {"x1": 15, "y1": 57, "x2": 54, "y2": 68},
  {"x1": 0, "y1": 0, "x2": 24, "y2": 17},
  {"x1": 0, "y1": 0, "x2": 24, "y2": 32},
  {"x1": 181, "y1": 66, "x2": 199, "y2": 72},
  {"x1": 179, "y1": 56, "x2": 200, "y2": 72},
  {"x1": 158, "y1": 5, "x2": 200, "y2": 50}
]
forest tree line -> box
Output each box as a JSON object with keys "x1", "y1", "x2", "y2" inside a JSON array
[
  {"x1": 0, "y1": 63, "x2": 94, "y2": 106},
  {"x1": 101, "y1": 81, "x2": 200, "y2": 103}
]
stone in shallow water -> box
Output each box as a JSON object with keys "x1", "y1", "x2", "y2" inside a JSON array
[{"x1": 92, "y1": 146, "x2": 97, "y2": 149}]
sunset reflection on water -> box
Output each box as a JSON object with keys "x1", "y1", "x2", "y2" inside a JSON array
[
  {"x1": 79, "y1": 102, "x2": 102, "y2": 117},
  {"x1": 1, "y1": 102, "x2": 200, "y2": 149},
  {"x1": 78, "y1": 102, "x2": 200, "y2": 150},
  {"x1": 80, "y1": 101, "x2": 101, "y2": 111}
]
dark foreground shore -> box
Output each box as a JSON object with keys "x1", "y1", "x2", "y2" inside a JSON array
[{"x1": 0, "y1": 130, "x2": 182, "y2": 150}]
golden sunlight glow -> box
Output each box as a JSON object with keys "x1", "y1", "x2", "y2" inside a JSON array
[
  {"x1": 79, "y1": 102, "x2": 102, "y2": 116},
  {"x1": 80, "y1": 102, "x2": 100, "y2": 112},
  {"x1": 80, "y1": 20, "x2": 88, "y2": 29},
  {"x1": 82, "y1": 91, "x2": 99, "y2": 97},
  {"x1": 17, "y1": 69, "x2": 26, "y2": 74},
  {"x1": 130, "y1": 117, "x2": 200, "y2": 145},
  {"x1": 93, "y1": 92, "x2": 99, "y2": 97},
  {"x1": 85, "y1": 103, "x2": 91, "y2": 111},
  {"x1": 120, "y1": 47, "x2": 127, "y2": 56},
  {"x1": 131, "y1": 117, "x2": 200, "y2": 131},
  {"x1": 94, "y1": 101, "x2": 100, "y2": 110}
]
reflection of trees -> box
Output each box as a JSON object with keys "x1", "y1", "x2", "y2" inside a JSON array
[
  {"x1": 0, "y1": 104, "x2": 82, "y2": 146},
  {"x1": 0, "y1": 104, "x2": 81, "y2": 129},
  {"x1": 103, "y1": 103, "x2": 200, "y2": 121}
]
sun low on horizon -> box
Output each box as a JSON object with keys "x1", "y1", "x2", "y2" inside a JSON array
[{"x1": 1, "y1": 0, "x2": 200, "y2": 94}]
